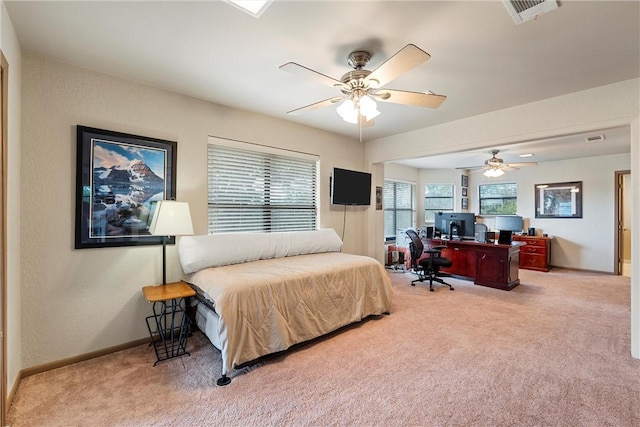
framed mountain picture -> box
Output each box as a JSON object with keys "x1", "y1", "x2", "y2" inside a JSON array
[{"x1": 75, "y1": 126, "x2": 177, "y2": 249}]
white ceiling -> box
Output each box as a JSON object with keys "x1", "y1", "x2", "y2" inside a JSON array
[{"x1": 5, "y1": 0, "x2": 639, "y2": 167}]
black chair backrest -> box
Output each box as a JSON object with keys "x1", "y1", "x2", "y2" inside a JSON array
[{"x1": 405, "y1": 229, "x2": 423, "y2": 266}]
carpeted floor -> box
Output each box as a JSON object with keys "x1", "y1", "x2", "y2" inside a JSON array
[{"x1": 8, "y1": 268, "x2": 640, "y2": 426}]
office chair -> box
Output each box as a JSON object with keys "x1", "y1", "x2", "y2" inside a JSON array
[
  {"x1": 474, "y1": 223, "x2": 488, "y2": 243},
  {"x1": 406, "y1": 229, "x2": 454, "y2": 292}
]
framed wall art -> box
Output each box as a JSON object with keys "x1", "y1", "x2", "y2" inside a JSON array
[
  {"x1": 535, "y1": 181, "x2": 582, "y2": 218},
  {"x1": 461, "y1": 174, "x2": 468, "y2": 187},
  {"x1": 75, "y1": 126, "x2": 177, "y2": 249},
  {"x1": 461, "y1": 197, "x2": 468, "y2": 210},
  {"x1": 375, "y1": 186, "x2": 383, "y2": 210}
]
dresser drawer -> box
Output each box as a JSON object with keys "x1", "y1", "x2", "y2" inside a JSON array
[
  {"x1": 517, "y1": 237, "x2": 547, "y2": 247},
  {"x1": 521, "y1": 245, "x2": 548, "y2": 255},
  {"x1": 520, "y1": 253, "x2": 548, "y2": 270}
]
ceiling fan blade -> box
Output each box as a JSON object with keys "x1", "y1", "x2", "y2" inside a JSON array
[
  {"x1": 365, "y1": 44, "x2": 431, "y2": 88},
  {"x1": 280, "y1": 62, "x2": 348, "y2": 90},
  {"x1": 375, "y1": 89, "x2": 446, "y2": 108},
  {"x1": 286, "y1": 97, "x2": 344, "y2": 115},
  {"x1": 456, "y1": 165, "x2": 485, "y2": 170},
  {"x1": 469, "y1": 168, "x2": 490, "y2": 174},
  {"x1": 505, "y1": 162, "x2": 539, "y2": 167}
]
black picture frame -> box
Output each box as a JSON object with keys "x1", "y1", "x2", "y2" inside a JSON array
[
  {"x1": 375, "y1": 186, "x2": 383, "y2": 210},
  {"x1": 461, "y1": 174, "x2": 468, "y2": 187},
  {"x1": 462, "y1": 187, "x2": 468, "y2": 197},
  {"x1": 75, "y1": 126, "x2": 177, "y2": 249},
  {"x1": 535, "y1": 181, "x2": 582, "y2": 218},
  {"x1": 461, "y1": 197, "x2": 468, "y2": 210}
]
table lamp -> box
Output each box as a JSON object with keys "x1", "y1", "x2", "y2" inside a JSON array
[{"x1": 148, "y1": 200, "x2": 194, "y2": 285}]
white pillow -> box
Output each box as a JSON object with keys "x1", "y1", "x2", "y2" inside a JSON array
[{"x1": 178, "y1": 229, "x2": 343, "y2": 274}]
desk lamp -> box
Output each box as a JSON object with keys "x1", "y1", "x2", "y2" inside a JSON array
[{"x1": 149, "y1": 200, "x2": 194, "y2": 285}]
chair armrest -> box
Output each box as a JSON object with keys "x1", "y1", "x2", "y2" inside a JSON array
[{"x1": 423, "y1": 249, "x2": 441, "y2": 257}]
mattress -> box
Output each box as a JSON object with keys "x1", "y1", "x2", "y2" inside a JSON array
[{"x1": 186, "y1": 251, "x2": 392, "y2": 375}]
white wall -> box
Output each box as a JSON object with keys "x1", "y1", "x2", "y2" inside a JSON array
[
  {"x1": 1, "y1": 0, "x2": 22, "y2": 403},
  {"x1": 20, "y1": 53, "x2": 365, "y2": 369}
]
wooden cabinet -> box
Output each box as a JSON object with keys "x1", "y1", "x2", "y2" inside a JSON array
[
  {"x1": 440, "y1": 245, "x2": 476, "y2": 278},
  {"x1": 513, "y1": 235, "x2": 552, "y2": 272},
  {"x1": 476, "y1": 247, "x2": 520, "y2": 290}
]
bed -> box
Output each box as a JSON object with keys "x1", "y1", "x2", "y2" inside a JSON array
[{"x1": 178, "y1": 229, "x2": 393, "y2": 385}]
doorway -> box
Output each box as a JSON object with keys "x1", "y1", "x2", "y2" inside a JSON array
[{"x1": 615, "y1": 170, "x2": 631, "y2": 276}]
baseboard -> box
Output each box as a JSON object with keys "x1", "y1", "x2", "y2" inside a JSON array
[
  {"x1": 19, "y1": 337, "x2": 149, "y2": 380},
  {"x1": 549, "y1": 265, "x2": 615, "y2": 275}
]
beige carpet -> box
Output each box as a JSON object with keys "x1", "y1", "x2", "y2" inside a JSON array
[{"x1": 8, "y1": 268, "x2": 640, "y2": 426}]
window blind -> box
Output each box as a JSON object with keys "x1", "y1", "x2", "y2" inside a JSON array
[
  {"x1": 479, "y1": 182, "x2": 518, "y2": 215},
  {"x1": 424, "y1": 184, "x2": 454, "y2": 222},
  {"x1": 208, "y1": 144, "x2": 318, "y2": 233},
  {"x1": 383, "y1": 180, "x2": 415, "y2": 241}
]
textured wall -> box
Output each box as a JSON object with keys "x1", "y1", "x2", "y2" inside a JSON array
[{"x1": 20, "y1": 53, "x2": 364, "y2": 369}]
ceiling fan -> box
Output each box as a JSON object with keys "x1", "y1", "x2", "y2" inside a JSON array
[
  {"x1": 459, "y1": 149, "x2": 538, "y2": 177},
  {"x1": 279, "y1": 44, "x2": 446, "y2": 135}
]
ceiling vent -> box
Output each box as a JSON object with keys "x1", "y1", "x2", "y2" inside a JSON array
[
  {"x1": 502, "y1": 0, "x2": 559, "y2": 25},
  {"x1": 585, "y1": 135, "x2": 605, "y2": 143}
]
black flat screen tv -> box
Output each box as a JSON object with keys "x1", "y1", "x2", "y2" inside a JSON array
[
  {"x1": 434, "y1": 212, "x2": 476, "y2": 239},
  {"x1": 494, "y1": 215, "x2": 523, "y2": 233},
  {"x1": 331, "y1": 167, "x2": 371, "y2": 206}
]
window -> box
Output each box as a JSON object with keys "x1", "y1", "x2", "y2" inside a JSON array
[
  {"x1": 424, "y1": 184, "x2": 454, "y2": 222},
  {"x1": 479, "y1": 182, "x2": 517, "y2": 215},
  {"x1": 384, "y1": 180, "x2": 415, "y2": 242},
  {"x1": 208, "y1": 142, "x2": 318, "y2": 233}
]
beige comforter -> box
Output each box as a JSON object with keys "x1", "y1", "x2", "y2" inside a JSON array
[{"x1": 186, "y1": 252, "x2": 393, "y2": 375}]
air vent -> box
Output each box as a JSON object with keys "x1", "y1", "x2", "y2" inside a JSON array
[
  {"x1": 585, "y1": 135, "x2": 605, "y2": 143},
  {"x1": 502, "y1": 0, "x2": 559, "y2": 25}
]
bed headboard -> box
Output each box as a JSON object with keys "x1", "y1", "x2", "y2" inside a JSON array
[{"x1": 178, "y1": 228, "x2": 343, "y2": 274}]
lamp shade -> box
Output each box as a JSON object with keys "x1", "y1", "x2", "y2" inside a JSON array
[{"x1": 149, "y1": 200, "x2": 194, "y2": 236}]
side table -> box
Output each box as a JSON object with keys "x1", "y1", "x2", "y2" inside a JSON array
[{"x1": 142, "y1": 281, "x2": 196, "y2": 366}]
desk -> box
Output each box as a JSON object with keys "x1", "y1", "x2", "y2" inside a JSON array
[
  {"x1": 429, "y1": 238, "x2": 524, "y2": 291},
  {"x1": 142, "y1": 281, "x2": 196, "y2": 365}
]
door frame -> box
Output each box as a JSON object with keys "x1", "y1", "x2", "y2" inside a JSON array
[
  {"x1": 614, "y1": 169, "x2": 631, "y2": 275},
  {"x1": 0, "y1": 49, "x2": 8, "y2": 426}
]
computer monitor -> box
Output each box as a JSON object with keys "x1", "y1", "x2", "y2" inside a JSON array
[
  {"x1": 494, "y1": 215, "x2": 523, "y2": 233},
  {"x1": 434, "y1": 212, "x2": 476, "y2": 239}
]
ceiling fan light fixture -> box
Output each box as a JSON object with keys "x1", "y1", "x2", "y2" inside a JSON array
[
  {"x1": 483, "y1": 167, "x2": 505, "y2": 178},
  {"x1": 359, "y1": 95, "x2": 380, "y2": 121},
  {"x1": 337, "y1": 99, "x2": 359, "y2": 124},
  {"x1": 337, "y1": 95, "x2": 380, "y2": 124}
]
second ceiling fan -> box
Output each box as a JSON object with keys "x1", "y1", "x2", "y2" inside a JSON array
[
  {"x1": 280, "y1": 44, "x2": 446, "y2": 130},
  {"x1": 460, "y1": 149, "x2": 538, "y2": 177}
]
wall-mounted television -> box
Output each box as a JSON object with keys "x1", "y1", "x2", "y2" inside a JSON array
[
  {"x1": 331, "y1": 167, "x2": 371, "y2": 206},
  {"x1": 494, "y1": 215, "x2": 523, "y2": 233}
]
